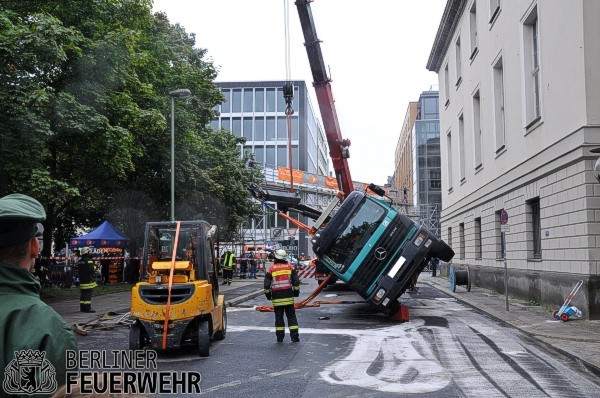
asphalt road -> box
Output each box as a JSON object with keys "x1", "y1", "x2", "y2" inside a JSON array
[{"x1": 76, "y1": 282, "x2": 600, "y2": 397}]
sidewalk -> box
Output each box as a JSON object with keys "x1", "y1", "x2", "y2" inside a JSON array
[
  {"x1": 419, "y1": 273, "x2": 600, "y2": 374},
  {"x1": 47, "y1": 279, "x2": 264, "y2": 327}
]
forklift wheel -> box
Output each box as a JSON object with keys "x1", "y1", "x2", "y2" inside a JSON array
[
  {"x1": 197, "y1": 320, "x2": 210, "y2": 357},
  {"x1": 129, "y1": 322, "x2": 142, "y2": 350},
  {"x1": 560, "y1": 313, "x2": 569, "y2": 322},
  {"x1": 213, "y1": 307, "x2": 227, "y2": 341}
]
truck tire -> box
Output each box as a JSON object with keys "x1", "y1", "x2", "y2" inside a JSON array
[
  {"x1": 213, "y1": 306, "x2": 227, "y2": 341},
  {"x1": 197, "y1": 319, "x2": 210, "y2": 357},
  {"x1": 129, "y1": 322, "x2": 142, "y2": 350}
]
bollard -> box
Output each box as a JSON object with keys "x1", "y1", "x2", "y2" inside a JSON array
[{"x1": 449, "y1": 263, "x2": 471, "y2": 293}]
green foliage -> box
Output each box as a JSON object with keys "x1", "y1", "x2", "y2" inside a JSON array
[{"x1": 0, "y1": 1, "x2": 262, "y2": 255}]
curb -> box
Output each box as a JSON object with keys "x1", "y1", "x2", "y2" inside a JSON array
[{"x1": 421, "y1": 279, "x2": 600, "y2": 377}]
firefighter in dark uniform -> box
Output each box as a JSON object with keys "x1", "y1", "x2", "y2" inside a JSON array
[
  {"x1": 77, "y1": 247, "x2": 97, "y2": 312},
  {"x1": 222, "y1": 250, "x2": 235, "y2": 285},
  {"x1": 264, "y1": 249, "x2": 300, "y2": 342}
]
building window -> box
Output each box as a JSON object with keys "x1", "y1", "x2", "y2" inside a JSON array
[
  {"x1": 472, "y1": 90, "x2": 482, "y2": 169},
  {"x1": 266, "y1": 145, "x2": 275, "y2": 166},
  {"x1": 243, "y1": 88, "x2": 253, "y2": 113},
  {"x1": 243, "y1": 117, "x2": 253, "y2": 141},
  {"x1": 266, "y1": 117, "x2": 275, "y2": 141},
  {"x1": 254, "y1": 117, "x2": 265, "y2": 141},
  {"x1": 493, "y1": 56, "x2": 505, "y2": 152},
  {"x1": 232, "y1": 117, "x2": 241, "y2": 137},
  {"x1": 489, "y1": 0, "x2": 501, "y2": 24},
  {"x1": 469, "y1": 1, "x2": 478, "y2": 60},
  {"x1": 447, "y1": 227, "x2": 453, "y2": 249},
  {"x1": 459, "y1": 223, "x2": 465, "y2": 259},
  {"x1": 232, "y1": 89, "x2": 242, "y2": 113},
  {"x1": 444, "y1": 63, "x2": 450, "y2": 107},
  {"x1": 266, "y1": 88, "x2": 276, "y2": 112},
  {"x1": 523, "y1": 4, "x2": 541, "y2": 128},
  {"x1": 455, "y1": 36, "x2": 462, "y2": 86},
  {"x1": 458, "y1": 114, "x2": 466, "y2": 182},
  {"x1": 277, "y1": 146, "x2": 287, "y2": 167},
  {"x1": 446, "y1": 131, "x2": 453, "y2": 190},
  {"x1": 474, "y1": 217, "x2": 482, "y2": 259},
  {"x1": 528, "y1": 198, "x2": 542, "y2": 259},
  {"x1": 254, "y1": 88, "x2": 265, "y2": 112},
  {"x1": 221, "y1": 89, "x2": 231, "y2": 113},
  {"x1": 277, "y1": 117, "x2": 287, "y2": 141}
]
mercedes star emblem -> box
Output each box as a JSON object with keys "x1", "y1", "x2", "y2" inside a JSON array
[{"x1": 374, "y1": 247, "x2": 387, "y2": 261}]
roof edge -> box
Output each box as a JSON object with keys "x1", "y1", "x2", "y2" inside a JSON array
[{"x1": 426, "y1": 0, "x2": 466, "y2": 73}]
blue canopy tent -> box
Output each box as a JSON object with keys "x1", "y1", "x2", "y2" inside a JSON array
[{"x1": 69, "y1": 221, "x2": 128, "y2": 248}]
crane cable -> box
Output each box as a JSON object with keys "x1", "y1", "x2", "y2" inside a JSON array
[{"x1": 283, "y1": 0, "x2": 295, "y2": 191}]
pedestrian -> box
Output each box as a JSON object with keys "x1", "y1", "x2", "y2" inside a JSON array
[
  {"x1": 0, "y1": 193, "x2": 78, "y2": 393},
  {"x1": 249, "y1": 252, "x2": 258, "y2": 279},
  {"x1": 77, "y1": 247, "x2": 97, "y2": 313},
  {"x1": 100, "y1": 252, "x2": 110, "y2": 284},
  {"x1": 430, "y1": 256, "x2": 439, "y2": 277},
  {"x1": 264, "y1": 249, "x2": 300, "y2": 342},
  {"x1": 239, "y1": 253, "x2": 248, "y2": 279},
  {"x1": 222, "y1": 250, "x2": 235, "y2": 285}
]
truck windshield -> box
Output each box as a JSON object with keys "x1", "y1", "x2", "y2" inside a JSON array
[{"x1": 323, "y1": 198, "x2": 386, "y2": 274}]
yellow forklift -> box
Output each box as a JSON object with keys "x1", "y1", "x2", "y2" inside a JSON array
[{"x1": 129, "y1": 220, "x2": 226, "y2": 356}]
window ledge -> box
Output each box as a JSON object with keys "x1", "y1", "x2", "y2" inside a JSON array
[
  {"x1": 448, "y1": 187, "x2": 454, "y2": 194},
  {"x1": 527, "y1": 258, "x2": 543, "y2": 262},
  {"x1": 445, "y1": 99, "x2": 450, "y2": 109},
  {"x1": 524, "y1": 116, "x2": 542, "y2": 135},
  {"x1": 474, "y1": 164, "x2": 484, "y2": 175},
  {"x1": 489, "y1": 6, "x2": 501, "y2": 28},
  {"x1": 460, "y1": 177, "x2": 467, "y2": 186},
  {"x1": 496, "y1": 257, "x2": 506, "y2": 261},
  {"x1": 469, "y1": 47, "x2": 479, "y2": 63},
  {"x1": 495, "y1": 145, "x2": 507, "y2": 158},
  {"x1": 475, "y1": 257, "x2": 482, "y2": 260},
  {"x1": 455, "y1": 77, "x2": 463, "y2": 89}
]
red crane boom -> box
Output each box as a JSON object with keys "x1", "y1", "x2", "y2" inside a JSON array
[{"x1": 295, "y1": 0, "x2": 354, "y2": 198}]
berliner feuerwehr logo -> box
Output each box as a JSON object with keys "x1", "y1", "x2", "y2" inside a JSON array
[{"x1": 3, "y1": 350, "x2": 57, "y2": 395}]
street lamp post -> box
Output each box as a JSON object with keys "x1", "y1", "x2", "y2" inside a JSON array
[{"x1": 169, "y1": 88, "x2": 192, "y2": 221}]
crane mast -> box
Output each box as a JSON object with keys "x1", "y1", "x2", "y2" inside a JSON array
[{"x1": 295, "y1": 0, "x2": 354, "y2": 198}]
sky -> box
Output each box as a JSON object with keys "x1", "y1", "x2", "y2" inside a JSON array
[{"x1": 152, "y1": 0, "x2": 447, "y2": 185}]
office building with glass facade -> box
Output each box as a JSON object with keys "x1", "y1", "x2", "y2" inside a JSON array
[{"x1": 212, "y1": 81, "x2": 329, "y2": 255}]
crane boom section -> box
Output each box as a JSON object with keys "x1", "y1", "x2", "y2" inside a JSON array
[{"x1": 295, "y1": 0, "x2": 354, "y2": 197}]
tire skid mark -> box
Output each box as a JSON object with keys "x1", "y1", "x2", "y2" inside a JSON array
[
  {"x1": 455, "y1": 338, "x2": 511, "y2": 398},
  {"x1": 468, "y1": 325, "x2": 551, "y2": 397}
]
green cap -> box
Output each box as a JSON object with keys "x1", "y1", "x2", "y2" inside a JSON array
[{"x1": 0, "y1": 194, "x2": 46, "y2": 248}]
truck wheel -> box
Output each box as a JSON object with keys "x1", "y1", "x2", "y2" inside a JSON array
[
  {"x1": 552, "y1": 310, "x2": 559, "y2": 320},
  {"x1": 129, "y1": 322, "x2": 142, "y2": 350},
  {"x1": 197, "y1": 320, "x2": 210, "y2": 357},
  {"x1": 560, "y1": 313, "x2": 569, "y2": 322},
  {"x1": 214, "y1": 307, "x2": 227, "y2": 341}
]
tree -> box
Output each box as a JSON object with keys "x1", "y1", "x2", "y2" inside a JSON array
[{"x1": 0, "y1": 1, "x2": 262, "y2": 256}]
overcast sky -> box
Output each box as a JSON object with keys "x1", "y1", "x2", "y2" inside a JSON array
[{"x1": 152, "y1": 0, "x2": 446, "y2": 185}]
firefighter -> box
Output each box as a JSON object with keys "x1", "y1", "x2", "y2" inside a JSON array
[
  {"x1": 264, "y1": 249, "x2": 300, "y2": 342},
  {"x1": 222, "y1": 250, "x2": 235, "y2": 285},
  {"x1": 77, "y1": 247, "x2": 97, "y2": 312}
]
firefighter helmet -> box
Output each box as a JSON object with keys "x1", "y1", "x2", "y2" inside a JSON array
[{"x1": 274, "y1": 249, "x2": 287, "y2": 260}]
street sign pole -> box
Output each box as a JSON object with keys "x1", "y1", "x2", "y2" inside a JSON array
[{"x1": 500, "y1": 210, "x2": 509, "y2": 311}]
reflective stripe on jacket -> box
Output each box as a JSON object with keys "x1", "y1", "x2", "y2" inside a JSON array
[{"x1": 264, "y1": 262, "x2": 299, "y2": 307}]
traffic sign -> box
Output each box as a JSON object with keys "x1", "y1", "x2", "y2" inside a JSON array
[
  {"x1": 500, "y1": 210, "x2": 509, "y2": 225},
  {"x1": 501, "y1": 224, "x2": 510, "y2": 233}
]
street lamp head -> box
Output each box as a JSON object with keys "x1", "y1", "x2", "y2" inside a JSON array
[{"x1": 169, "y1": 89, "x2": 192, "y2": 98}]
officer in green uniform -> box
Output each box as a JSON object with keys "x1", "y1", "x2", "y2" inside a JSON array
[{"x1": 0, "y1": 193, "x2": 77, "y2": 396}]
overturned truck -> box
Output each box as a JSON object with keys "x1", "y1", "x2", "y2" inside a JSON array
[{"x1": 250, "y1": 184, "x2": 454, "y2": 312}]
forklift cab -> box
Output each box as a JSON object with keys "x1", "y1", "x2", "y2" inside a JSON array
[{"x1": 141, "y1": 221, "x2": 220, "y2": 303}]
